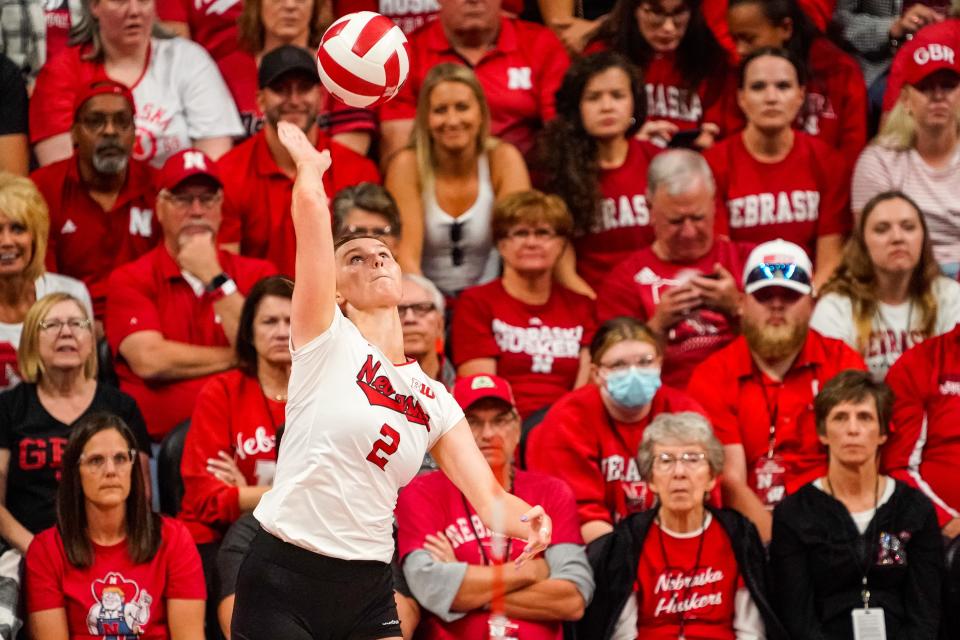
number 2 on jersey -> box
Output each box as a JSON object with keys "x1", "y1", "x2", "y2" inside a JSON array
[{"x1": 366, "y1": 424, "x2": 401, "y2": 470}]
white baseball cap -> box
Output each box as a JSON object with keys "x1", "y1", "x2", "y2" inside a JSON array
[{"x1": 742, "y1": 239, "x2": 813, "y2": 296}]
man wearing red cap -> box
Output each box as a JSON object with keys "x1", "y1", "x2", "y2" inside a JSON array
[
  {"x1": 396, "y1": 374, "x2": 592, "y2": 639},
  {"x1": 105, "y1": 149, "x2": 277, "y2": 441},
  {"x1": 31, "y1": 81, "x2": 159, "y2": 319}
]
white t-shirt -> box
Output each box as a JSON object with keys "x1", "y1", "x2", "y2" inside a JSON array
[
  {"x1": 0, "y1": 273, "x2": 93, "y2": 390},
  {"x1": 255, "y1": 307, "x2": 464, "y2": 562},
  {"x1": 130, "y1": 38, "x2": 243, "y2": 168},
  {"x1": 811, "y1": 276, "x2": 960, "y2": 381},
  {"x1": 813, "y1": 476, "x2": 895, "y2": 534}
]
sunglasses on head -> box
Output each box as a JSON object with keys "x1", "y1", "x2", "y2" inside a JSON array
[
  {"x1": 450, "y1": 220, "x2": 464, "y2": 267},
  {"x1": 745, "y1": 263, "x2": 811, "y2": 288}
]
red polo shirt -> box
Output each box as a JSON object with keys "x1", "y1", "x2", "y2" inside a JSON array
[
  {"x1": 105, "y1": 245, "x2": 277, "y2": 440},
  {"x1": 218, "y1": 129, "x2": 380, "y2": 276},
  {"x1": 687, "y1": 331, "x2": 866, "y2": 498},
  {"x1": 379, "y1": 16, "x2": 570, "y2": 158},
  {"x1": 31, "y1": 157, "x2": 160, "y2": 318}
]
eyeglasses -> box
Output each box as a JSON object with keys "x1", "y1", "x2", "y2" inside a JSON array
[
  {"x1": 162, "y1": 191, "x2": 222, "y2": 209},
  {"x1": 450, "y1": 220, "x2": 464, "y2": 267},
  {"x1": 78, "y1": 112, "x2": 135, "y2": 134},
  {"x1": 467, "y1": 412, "x2": 518, "y2": 431},
  {"x1": 638, "y1": 4, "x2": 691, "y2": 28},
  {"x1": 79, "y1": 449, "x2": 136, "y2": 473},
  {"x1": 505, "y1": 227, "x2": 559, "y2": 241},
  {"x1": 39, "y1": 318, "x2": 92, "y2": 333},
  {"x1": 745, "y1": 262, "x2": 811, "y2": 289},
  {"x1": 398, "y1": 302, "x2": 436, "y2": 317},
  {"x1": 344, "y1": 224, "x2": 395, "y2": 237},
  {"x1": 653, "y1": 451, "x2": 707, "y2": 471},
  {"x1": 598, "y1": 354, "x2": 659, "y2": 372}
]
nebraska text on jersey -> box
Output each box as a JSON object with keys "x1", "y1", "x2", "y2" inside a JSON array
[
  {"x1": 492, "y1": 319, "x2": 584, "y2": 374},
  {"x1": 646, "y1": 83, "x2": 702, "y2": 122},
  {"x1": 592, "y1": 194, "x2": 650, "y2": 234},
  {"x1": 356, "y1": 354, "x2": 431, "y2": 429},
  {"x1": 728, "y1": 190, "x2": 820, "y2": 228}
]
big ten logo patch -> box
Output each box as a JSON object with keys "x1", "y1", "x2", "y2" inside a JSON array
[
  {"x1": 507, "y1": 67, "x2": 532, "y2": 90},
  {"x1": 491, "y1": 318, "x2": 583, "y2": 374}
]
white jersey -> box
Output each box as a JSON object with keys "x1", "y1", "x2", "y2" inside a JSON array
[{"x1": 255, "y1": 307, "x2": 464, "y2": 562}]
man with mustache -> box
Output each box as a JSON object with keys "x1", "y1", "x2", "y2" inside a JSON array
[
  {"x1": 687, "y1": 239, "x2": 866, "y2": 542},
  {"x1": 105, "y1": 149, "x2": 276, "y2": 442},
  {"x1": 30, "y1": 81, "x2": 158, "y2": 319},
  {"x1": 218, "y1": 45, "x2": 379, "y2": 277}
]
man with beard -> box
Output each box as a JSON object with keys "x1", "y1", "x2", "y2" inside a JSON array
[
  {"x1": 31, "y1": 81, "x2": 159, "y2": 319},
  {"x1": 687, "y1": 239, "x2": 866, "y2": 542},
  {"x1": 217, "y1": 45, "x2": 379, "y2": 277},
  {"x1": 105, "y1": 149, "x2": 276, "y2": 441}
]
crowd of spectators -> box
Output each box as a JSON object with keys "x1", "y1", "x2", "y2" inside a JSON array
[{"x1": 2, "y1": 0, "x2": 960, "y2": 638}]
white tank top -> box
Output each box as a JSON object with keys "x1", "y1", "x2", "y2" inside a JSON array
[{"x1": 420, "y1": 153, "x2": 500, "y2": 296}]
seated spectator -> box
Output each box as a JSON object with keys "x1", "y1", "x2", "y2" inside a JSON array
[
  {"x1": 884, "y1": 322, "x2": 960, "y2": 539},
  {"x1": 812, "y1": 191, "x2": 960, "y2": 381},
  {"x1": 452, "y1": 190, "x2": 594, "y2": 421},
  {"x1": 597, "y1": 149, "x2": 751, "y2": 387},
  {"x1": 331, "y1": 182, "x2": 402, "y2": 254},
  {"x1": 29, "y1": 0, "x2": 242, "y2": 168},
  {"x1": 726, "y1": 0, "x2": 868, "y2": 170},
  {"x1": 539, "y1": 51, "x2": 660, "y2": 295},
  {"x1": 0, "y1": 293, "x2": 150, "y2": 557},
  {"x1": 770, "y1": 370, "x2": 942, "y2": 639},
  {"x1": 106, "y1": 150, "x2": 277, "y2": 441},
  {"x1": 31, "y1": 81, "x2": 160, "y2": 319},
  {"x1": 883, "y1": 6, "x2": 960, "y2": 113},
  {"x1": 0, "y1": 173, "x2": 91, "y2": 390},
  {"x1": 853, "y1": 39, "x2": 960, "y2": 277},
  {"x1": 379, "y1": 0, "x2": 570, "y2": 162},
  {"x1": 526, "y1": 317, "x2": 705, "y2": 543},
  {"x1": 396, "y1": 374, "x2": 592, "y2": 636},
  {"x1": 0, "y1": 54, "x2": 28, "y2": 176},
  {"x1": 687, "y1": 239, "x2": 866, "y2": 541},
  {"x1": 579, "y1": 412, "x2": 786, "y2": 640},
  {"x1": 385, "y1": 63, "x2": 530, "y2": 297},
  {"x1": 25, "y1": 413, "x2": 206, "y2": 638},
  {"x1": 219, "y1": 45, "x2": 379, "y2": 277},
  {"x1": 704, "y1": 48, "x2": 849, "y2": 289},
  {"x1": 400, "y1": 274, "x2": 454, "y2": 389},
  {"x1": 0, "y1": 0, "x2": 83, "y2": 85},
  {"x1": 587, "y1": 0, "x2": 734, "y2": 149}
]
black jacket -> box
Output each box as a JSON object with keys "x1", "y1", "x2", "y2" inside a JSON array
[
  {"x1": 574, "y1": 506, "x2": 789, "y2": 640},
  {"x1": 769, "y1": 480, "x2": 943, "y2": 639}
]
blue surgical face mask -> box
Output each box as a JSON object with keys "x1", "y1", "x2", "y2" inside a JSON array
[{"x1": 604, "y1": 367, "x2": 662, "y2": 409}]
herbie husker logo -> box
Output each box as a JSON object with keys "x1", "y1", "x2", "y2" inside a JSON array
[{"x1": 356, "y1": 355, "x2": 431, "y2": 430}]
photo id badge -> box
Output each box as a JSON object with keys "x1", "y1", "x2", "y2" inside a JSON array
[
  {"x1": 852, "y1": 607, "x2": 887, "y2": 640},
  {"x1": 753, "y1": 454, "x2": 787, "y2": 509}
]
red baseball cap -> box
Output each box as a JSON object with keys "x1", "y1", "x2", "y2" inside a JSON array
[
  {"x1": 453, "y1": 375, "x2": 516, "y2": 411},
  {"x1": 73, "y1": 80, "x2": 135, "y2": 117},
  {"x1": 904, "y1": 42, "x2": 960, "y2": 86},
  {"x1": 157, "y1": 149, "x2": 222, "y2": 192}
]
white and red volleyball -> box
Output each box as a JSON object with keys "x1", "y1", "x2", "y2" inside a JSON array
[{"x1": 316, "y1": 11, "x2": 411, "y2": 108}]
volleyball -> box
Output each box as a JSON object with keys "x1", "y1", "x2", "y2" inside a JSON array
[{"x1": 316, "y1": 11, "x2": 411, "y2": 108}]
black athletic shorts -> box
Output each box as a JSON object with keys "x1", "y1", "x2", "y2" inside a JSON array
[{"x1": 231, "y1": 527, "x2": 401, "y2": 640}]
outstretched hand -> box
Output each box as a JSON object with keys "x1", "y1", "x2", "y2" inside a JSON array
[
  {"x1": 514, "y1": 505, "x2": 552, "y2": 568},
  {"x1": 277, "y1": 121, "x2": 332, "y2": 174}
]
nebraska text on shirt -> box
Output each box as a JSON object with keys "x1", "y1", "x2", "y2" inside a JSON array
[
  {"x1": 443, "y1": 514, "x2": 491, "y2": 548},
  {"x1": 645, "y1": 83, "x2": 703, "y2": 122},
  {"x1": 728, "y1": 190, "x2": 820, "y2": 228},
  {"x1": 939, "y1": 377, "x2": 960, "y2": 395},
  {"x1": 600, "y1": 454, "x2": 642, "y2": 482},
  {"x1": 492, "y1": 320, "x2": 583, "y2": 360},
  {"x1": 234, "y1": 426, "x2": 276, "y2": 460},
  {"x1": 592, "y1": 195, "x2": 650, "y2": 233}
]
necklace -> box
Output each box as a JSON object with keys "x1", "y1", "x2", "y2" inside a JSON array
[{"x1": 655, "y1": 509, "x2": 708, "y2": 640}]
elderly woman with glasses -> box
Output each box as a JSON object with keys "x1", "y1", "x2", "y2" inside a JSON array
[{"x1": 451, "y1": 190, "x2": 596, "y2": 423}]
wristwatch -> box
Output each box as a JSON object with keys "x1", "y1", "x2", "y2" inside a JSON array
[{"x1": 205, "y1": 272, "x2": 237, "y2": 301}]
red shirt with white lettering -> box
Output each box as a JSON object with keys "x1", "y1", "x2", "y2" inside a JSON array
[
  {"x1": 179, "y1": 370, "x2": 284, "y2": 544},
  {"x1": 31, "y1": 156, "x2": 160, "y2": 318},
  {"x1": 334, "y1": 0, "x2": 439, "y2": 34},
  {"x1": 105, "y1": 246, "x2": 277, "y2": 440},
  {"x1": 596, "y1": 238, "x2": 754, "y2": 388},
  {"x1": 525, "y1": 384, "x2": 707, "y2": 525},
  {"x1": 396, "y1": 469, "x2": 582, "y2": 640},
  {"x1": 379, "y1": 16, "x2": 569, "y2": 158},
  {"x1": 218, "y1": 129, "x2": 379, "y2": 275},
  {"x1": 704, "y1": 131, "x2": 850, "y2": 260},
  {"x1": 883, "y1": 21, "x2": 960, "y2": 112},
  {"x1": 635, "y1": 517, "x2": 742, "y2": 639},
  {"x1": 25, "y1": 517, "x2": 206, "y2": 640},
  {"x1": 576, "y1": 138, "x2": 660, "y2": 292},
  {"x1": 451, "y1": 280, "x2": 596, "y2": 419},
  {"x1": 44, "y1": 0, "x2": 72, "y2": 62}
]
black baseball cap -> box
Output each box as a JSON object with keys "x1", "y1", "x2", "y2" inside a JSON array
[{"x1": 258, "y1": 45, "x2": 321, "y2": 90}]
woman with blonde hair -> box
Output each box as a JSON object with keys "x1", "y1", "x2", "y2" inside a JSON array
[
  {"x1": 385, "y1": 63, "x2": 531, "y2": 298},
  {"x1": 812, "y1": 191, "x2": 960, "y2": 381}
]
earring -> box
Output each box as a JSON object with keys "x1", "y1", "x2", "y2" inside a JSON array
[{"x1": 629, "y1": 117, "x2": 637, "y2": 125}]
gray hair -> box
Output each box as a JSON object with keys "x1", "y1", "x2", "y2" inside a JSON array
[
  {"x1": 636, "y1": 412, "x2": 724, "y2": 481},
  {"x1": 402, "y1": 273, "x2": 445, "y2": 317},
  {"x1": 646, "y1": 149, "x2": 716, "y2": 201},
  {"x1": 331, "y1": 182, "x2": 402, "y2": 237}
]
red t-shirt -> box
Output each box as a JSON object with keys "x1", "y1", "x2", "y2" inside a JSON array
[
  {"x1": 179, "y1": 370, "x2": 284, "y2": 544},
  {"x1": 105, "y1": 246, "x2": 277, "y2": 440},
  {"x1": 635, "y1": 518, "x2": 742, "y2": 639},
  {"x1": 596, "y1": 238, "x2": 754, "y2": 388},
  {"x1": 396, "y1": 469, "x2": 582, "y2": 640},
  {"x1": 451, "y1": 280, "x2": 596, "y2": 419},
  {"x1": 380, "y1": 16, "x2": 570, "y2": 158},
  {"x1": 218, "y1": 129, "x2": 380, "y2": 275},
  {"x1": 334, "y1": 0, "x2": 438, "y2": 34},
  {"x1": 156, "y1": 0, "x2": 242, "y2": 63},
  {"x1": 575, "y1": 138, "x2": 660, "y2": 292},
  {"x1": 44, "y1": 0, "x2": 72, "y2": 62},
  {"x1": 25, "y1": 517, "x2": 206, "y2": 640},
  {"x1": 883, "y1": 19, "x2": 960, "y2": 112},
  {"x1": 704, "y1": 132, "x2": 850, "y2": 260},
  {"x1": 687, "y1": 332, "x2": 866, "y2": 498},
  {"x1": 702, "y1": 0, "x2": 835, "y2": 56},
  {"x1": 525, "y1": 384, "x2": 707, "y2": 525},
  {"x1": 31, "y1": 157, "x2": 160, "y2": 318}
]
